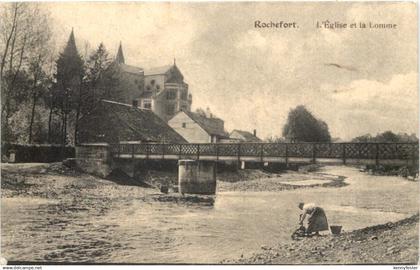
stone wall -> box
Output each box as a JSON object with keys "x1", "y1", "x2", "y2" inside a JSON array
[{"x1": 75, "y1": 144, "x2": 111, "y2": 178}]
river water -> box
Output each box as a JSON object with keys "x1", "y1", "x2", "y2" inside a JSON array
[{"x1": 1, "y1": 166, "x2": 418, "y2": 263}]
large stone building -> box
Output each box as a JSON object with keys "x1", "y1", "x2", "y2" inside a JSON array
[
  {"x1": 111, "y1": 44, "x2": 144, "y2": 105},
  {"x1": 112, "y1": 43, "x2": 192, "y2": 122}
]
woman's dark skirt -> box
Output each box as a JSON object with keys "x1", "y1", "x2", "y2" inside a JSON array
[{"x1": 307, "y1": 207, "x2": 329, "y2": 233}]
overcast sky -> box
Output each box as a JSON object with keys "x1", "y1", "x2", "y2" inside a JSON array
[{"x1": 45, "y1": 2, "x2": 418, "y2": 140}]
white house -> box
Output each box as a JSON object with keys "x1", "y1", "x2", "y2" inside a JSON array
[
  {"x1": 168, "y1": 110, "x2": 229, "y2": 143},
  {"x1": 229, "y1": 129, "x2": 262, "y2": 142}
]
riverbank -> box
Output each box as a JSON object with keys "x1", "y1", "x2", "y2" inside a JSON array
[
  {"x1": 1, "y1": 163, "x2": 156, "y2": 199},
  {"x1": 225, "y1": 213, "x2": 419, "y2": 264},
  {"x1": 1, "y1": 163, "x2": 344, "y2": 202}
]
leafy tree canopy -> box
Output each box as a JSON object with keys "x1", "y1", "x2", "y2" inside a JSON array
[
  {"x1": 352, "y1": 131, "x2": 418, "y2": 143},
  {"x1": 282, "y1": 105, "x2": 331, "y2": 142}
]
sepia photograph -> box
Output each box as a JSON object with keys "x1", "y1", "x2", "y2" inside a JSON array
[{"x1": 0, "y1": 1, "x2": 418, "y2": 265}]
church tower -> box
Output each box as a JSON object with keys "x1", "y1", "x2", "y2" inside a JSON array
[
  {"x1": 110, "y1": 42, "x2": 144, "y2": 105},
  {"x1": 116, "y1": 42, "x2": 125, "y2": 64},
  {"x1": 56, "y1": 28, "x2": 84, "y2": 88}
]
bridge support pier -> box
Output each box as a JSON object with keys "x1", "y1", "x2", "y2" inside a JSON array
[
  {"x1": 75, "y1": 143, "x2": 111, "y2": 178},
  {"x1": 178, "y1": 160, "x2": 216, "y2": 195}
]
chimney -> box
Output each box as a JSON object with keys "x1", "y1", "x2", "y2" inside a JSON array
[
  {"x1": 253, "y1": 129, "x2": 257, "y2": 137},
  {"x1": 132, "y1": 100, "x2": 138, "y2": 108}
]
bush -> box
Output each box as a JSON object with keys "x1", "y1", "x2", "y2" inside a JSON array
[
  {"x1": 363, "y1": 164, "x2": 419, "y2": 178},
  {"x1": 1, "y1": 143, "x2": 75, "y2": 163}
]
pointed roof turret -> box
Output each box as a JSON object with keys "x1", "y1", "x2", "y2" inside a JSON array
[
  {"x1": 116, "y1": 42, "x2": 125, "y2": 64},
  {"x1": 69, "y1": 28, "x2": 75, "y2": 43},
  {"x1": 56, "y1": 28, "x2": 84, "y2": 87},
  {"x1": 63, "y1": 28, "x2": 78, "y2": 57}
]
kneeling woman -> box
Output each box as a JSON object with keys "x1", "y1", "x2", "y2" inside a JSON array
[{"x1": 298, "y1": 202, "x2": 329, "y2": 236}]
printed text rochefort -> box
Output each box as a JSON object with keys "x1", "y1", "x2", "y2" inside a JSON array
[{"x1": 254, "y1": 21, "x2": 298, "y2": 28}]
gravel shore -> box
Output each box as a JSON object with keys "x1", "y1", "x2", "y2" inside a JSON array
[
  {"x1": 129, "y1": 166, "x2": 348, "y2": 192},
  {"x1": 225, "y1": 214, "x2": 419, "y2": 264},
  {"x1": 217, "y1": 170, "x2": 347, "y2": 192}
]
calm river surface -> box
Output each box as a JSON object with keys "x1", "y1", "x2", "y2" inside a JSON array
[{"x1": 2, "y1": 166, "x2": 418, "y2": 263}]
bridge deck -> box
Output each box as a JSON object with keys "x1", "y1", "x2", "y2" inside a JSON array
[{"x1": 110, "y1": 142, "x2": 418, "y2": 166}]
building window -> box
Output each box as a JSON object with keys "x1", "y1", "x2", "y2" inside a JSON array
[
  {"x1": 151, "y1": 79, "x2": 155, "y2": 85},
  {"x1": 143, "y1": 99, "x2": 152, "y2": 109},
  {"x1": 181, "y1": 90, "x2": 187, "y2": 100},
  {"x1": 146, "y1": 85, "x2": 151, "y2": 91},
  {"x1": 156, "y1": 84, "x2": 160, "y2": 90},
  {"x1": 182, "y1": 123, "x2": 186, "y2": 128},
  {"x1": 166, "y1": 104, "x2": 175, "y2": 115},
  {"x1": 166, "y1": 90, "x2": 176, "y2": 100}
]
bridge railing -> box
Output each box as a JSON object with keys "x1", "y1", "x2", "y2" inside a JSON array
[{"x1": 110, "y1": 142, "x2": 418, "y2": 162}]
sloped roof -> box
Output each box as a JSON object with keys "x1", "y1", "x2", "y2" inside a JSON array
[
  {"x1": 144, "y1": 65, "x2": 172, "y2": 76},
  {"x1": 231, "y1": 130, "x2": 262, "y2": 142},
  {"x1": 119, "y1": 63, "x2": 143, "y2": 75},
  {"x1": 100, "y1": 100, "x2": 186, "y2": 143},
  {"x1": 182, "y1": 111, "x2": 229, "y2": 137}
]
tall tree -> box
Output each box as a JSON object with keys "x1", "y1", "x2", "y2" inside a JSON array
[
  {"x1": 83, "y1": 43, "x2": 113, "y2": 112},
  {"x1": 54, "y1": 29, "x2": 84, "y2": 145},
  {"x1": 1, "y1": 3, "x2": 54, "y2": 143},
  {"x1": 26, "y1": 17, "x2": 54, "y2": 143},
  {"x1": 28, "y1": 58, "x2": 53, "y2": 143},
  {"x1": 282, "y1": 105, "x2": 331, "y2": 142}
]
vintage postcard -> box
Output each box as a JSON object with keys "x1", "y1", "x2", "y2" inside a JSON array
[{"x1": 0, "y1": 1, "x2": 418, "y2": 266}]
